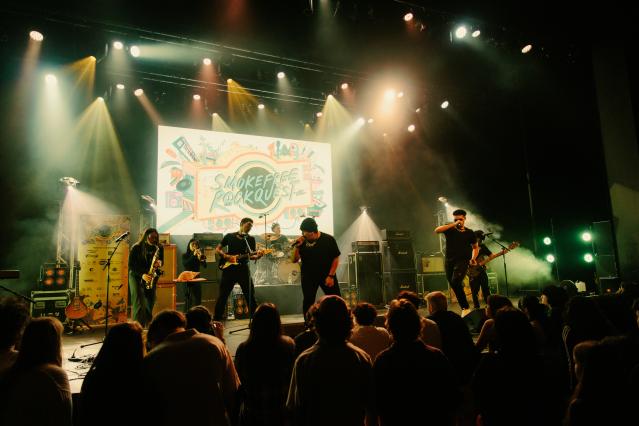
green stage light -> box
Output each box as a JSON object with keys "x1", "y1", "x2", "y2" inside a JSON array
[
  {"x1": 581, "y1": 232, "x2": 592, "y2": 242},
  {"x1": 584, "y1": 253, "x2": 594, "y2": 263},
  {"x1": 545, "y1": 254, "x2": 555, "y2": 263},
  {"x1": 543, "y1": 237, "x2": 552, "y2": 245}
]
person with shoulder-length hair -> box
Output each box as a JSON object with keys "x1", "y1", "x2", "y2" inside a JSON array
[
  {"x1": 128, "y1": 228, "x2": 164, "y2": 327},
  {"x1": 234, "y1": 303, "x2": 296, "y2": 426},
  {"x1": 0, "y1": 317, "x2": 72, "y2": 426},
  {"x1": 182, "y1": 238, "x2": 207, "y2": 310},
  {"x1": 78, "y1": 322, "x2": 145, "y2": 426}
]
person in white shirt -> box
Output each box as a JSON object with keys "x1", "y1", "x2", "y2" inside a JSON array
[{"x1": 349, "y1": 302, "x2": 391, "y2": 361}]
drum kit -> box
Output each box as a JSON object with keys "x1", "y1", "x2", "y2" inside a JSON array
[{"x1": 254, "y1": 234, "x2": 300, "y2": 285}]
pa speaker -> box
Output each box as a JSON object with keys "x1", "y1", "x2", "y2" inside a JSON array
[{"x1": 462, "y1": 308, "x2": 487, "y2": 333}]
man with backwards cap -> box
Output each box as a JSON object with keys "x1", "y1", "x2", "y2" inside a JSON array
[{"x1": 291, "y1": 218, "x2": 341, "y2": 318}]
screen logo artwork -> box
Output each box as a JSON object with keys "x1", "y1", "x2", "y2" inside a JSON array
[{"x1": 157, "y1": 126, "x2": 333, "y2": 235}]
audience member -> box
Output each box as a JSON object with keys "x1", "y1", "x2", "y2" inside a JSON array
[
  {"x1": 397, "y1": 290, "x2": 442, "y2": 349},
  {"x1": 0, "y1": 297, "x2": 30, "y2": 376},
  {"x1": 186, "y1": 304, "x2": 225, "y2": 342},
  {"x1": 475, "y1": 295, "x2": 513, "y2": 353},
  {"x1": 294, "y1": 304, "x2": 319, "y2": 357},
  {"x1": 349, "y1": 302, "x2": 391, "y2": 361}
]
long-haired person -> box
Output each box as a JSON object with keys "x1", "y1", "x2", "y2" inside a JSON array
[
  {"x1": 78, "y1": 322, "x2": 145, "y2": 426},
  {"x1": 234, "y1": 303, "x2": 295, "y2": 425},
  {"x1": 0, "y1": 317, "x2": 72, "y2": 426},
  {"x1": 128, "y1": 228, "x2": 163, "y2": 327},
  {"x1": 182, "y1": 238, "x2": 207, "y2": 310}
]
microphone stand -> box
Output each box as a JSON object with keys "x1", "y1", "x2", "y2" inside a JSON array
[
  {"x1": 229, "y1": 234, "x2": 259, "y2": 335},
  {"x1": 487, "y1": 235, "x2": 509, "y2": 297}
]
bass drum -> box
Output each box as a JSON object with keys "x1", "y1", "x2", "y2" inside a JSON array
[{"x1": 277, "y1": 261, "x2": 301, "y2": 284}]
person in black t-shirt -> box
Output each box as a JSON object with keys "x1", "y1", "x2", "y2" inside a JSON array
[
  {"x1": 128, "y1": 228, "x2": 164, "y2": 327},
  {"x1": 182, "y1": 238, "x2": 207, "y2": 310},
  {"x1": 291, "y1": 217, "x2": 341, "y2": 317},
  {"x1": 469, "y1": 230, "x2": 492, "y2": 310},
  {"x1": 214, "y1": 218, "x2": 264, "y2": 321},
  {"x1": 434, "y1": 209, "x2": 478, "y2": 314}
]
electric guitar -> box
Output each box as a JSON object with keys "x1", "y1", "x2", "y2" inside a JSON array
[
  {"x1": 218, "y1": 249, "x2": 273, "y2": 270},
  {"x1": 467, "y1": 241, "x2": 520, "y2": 279},
  {"x1": 65, "y1": 267, "x2": 89, "y2": 320}
]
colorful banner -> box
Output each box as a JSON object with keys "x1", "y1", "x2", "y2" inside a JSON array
[
  {"x1": 157, "y1": 126, "x2": 333, "y2": 235},
  {"x1": 77, "y1": 215, "x2": 130, "y2": 325}
]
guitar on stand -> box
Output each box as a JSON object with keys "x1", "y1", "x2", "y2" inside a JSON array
[
  {"x1": 65, "y1": 263, "x2": 92, "y2": 333},
  {"x1": 467, "y1": 242, "x2": 520, "y2": 279}
]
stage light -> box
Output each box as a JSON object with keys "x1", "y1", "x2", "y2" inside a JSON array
[
  {"x1": 440, "y1": 100, "x2": 449, "y2": 109},
  {"x1": 384, "y1": 89, "x2": 397, "y2": 101},
  {"x1": 203, "y1": 57, "x2": 212, "y2": 65},
  {"x1": 277, "y1": 71, "x2": 285, "y2": 79},
  {"x1": 438, "y1": 196, "x2": 447, "y2": 203},
  {"x1": 407, "y1": 124, "x2": 415, "y2": 132},
  {"x1": 59, "y1": 176, "x2": 80, "y2": 187},
  {"x1": 45, "y1": 74, "x2": 57, "y2": 85},
  {"x1": 472, "y1": 30, "x2": 481, "y2": 38},
  {"x1": 545, "y1": 254, "x2": 555, "y2": 263},
  {"x1": 397, "y1": 91, "x2": 404, "y2": 98},
  {"x1": 341, "y1": 82, "x2": 349, "y2": 90},
  {"x1": 584, "y1": 253, "x2": 594, "y2": 263},
  {"x1": 113, "y1": 41, "x2": 124, "y2": 50},
  {"x1": 581, "y1": 232, "x2": 592, "y2": 242},
  {"x1": 316, "y1": 112, "x2": 323, "y2": 117},
  {"x1": 455, "y1": 26, "x2": 468, "y2": 39},
  {"x1": 97, "y1": 97, "x2": 104, "y2": 102},
  {"x1": 415, "y1": 108, "x2": 421, "y2": 113},
  {"x1": 227, "y1": 78, "x2": 233, "y2": 84},
  {"x1": 367, "y1": 118, "x2": 374, "y2": 124},
  {"x1": 356, "y1": 117, "x2": 365, "y2": 126},
  {"x1": 29, "y1": 31, "x2": 44, "y2": 41},
  {"x1": 116, "y1": 83, "x2": 125, "y2": 90},
  {"x1": 522, "y1": 44, "x2": 533, "y2": 54},
  {"x1": 543, "y1": 237, "x2": 552, "y2": 245},
  {"x1": 134, "y1": 88, "x2": 144, "y2": 97},
  {"x1": 404, "y1": 13, "x2": 414, "y2": 22},
  {"x1": 327, "y1": 94, "x2": 334, "y2": 99},
  {"x1": 258, "y1": 103, "x2": 265, "y2": 110},
  {"x1": 130, "y1": 45, "x2": 140, "y2": 57},
  {"x1": 193, "y1": 94, "x2": 201, "y2": 101},
  {"x1": 360, "y1": 206, "x2": 369, "y2": 213}
]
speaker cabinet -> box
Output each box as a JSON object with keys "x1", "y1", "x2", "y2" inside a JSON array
[
  {"x1": 463, "y1": 308, "x2": 487, "y2": 333},
  {"x1": 200, "y1": 281, "x2": 220, "y2": 313},
  {"x1": 153, "y1": 282, "x2": 176, "y2": 315},
  {"x1": 383, "y1": 271, "x2": 417, "y2": 302},
  {"x1": 348, "y1": 253, "x2": 383, "y2": 306},
  {"x1": 382, "y1": 240, "x2": 416, "y2": 271},
  {"x1": 158, "y1": 244, "x2": 177, "y2": 283},
  {"x1": 255, "y1": 284, "x2": 303, "y2": 315},
  {"x1": 422, "y1": 273, "x2": 449, "y2": 293}
]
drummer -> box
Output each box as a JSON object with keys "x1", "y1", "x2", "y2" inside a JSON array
[{"x1": 267, "y1": 223, "x2": 290, "y2": 253}]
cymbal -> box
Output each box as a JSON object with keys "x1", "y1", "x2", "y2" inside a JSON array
[{"x1": 259, "y1": 233, "x2": 276, "y2": 239}]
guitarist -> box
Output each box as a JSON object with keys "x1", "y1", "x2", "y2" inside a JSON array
[
  {"x1": 469, "y1": 230, "x2": 493, "y2": 310},
  {"x1": 214, "y1": 218, "x2": 264, "y2": 321},
  {"x1": 128, "y1": 228, "x2": 163, "y2": 327}
]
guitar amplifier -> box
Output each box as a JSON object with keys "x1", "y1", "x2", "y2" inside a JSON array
[
  {"x1": 159, "y1": 244, "x2": 177, "y2": 283},
  {"x1": 351, "y1": 241, "x2": 380, "y2": 252},
  {"x1": 421, "y1": 255, "x2": 445, "y2": 273},
  {"x1": 153, "y1": 283, "x2": 176, "y2": 316},
  {"x1": 381, "y1": 229, "x2": 411, "y2": 241},
  {"x1": 31, "y1": 290, "x2": 70, "y2": 322}
]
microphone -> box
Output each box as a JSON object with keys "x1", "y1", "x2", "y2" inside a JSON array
[
  {"x1": 455, "y1": 221, "x2": 462, "y2": 229},
  {"x1": 291, "y1": 237, "x2": 305, "y2": 248},
  {"x1": 114, "y1": 231, "x2": 130, "y2": 242}
]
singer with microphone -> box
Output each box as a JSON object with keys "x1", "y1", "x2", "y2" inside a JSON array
[
  {"x1": 434, "y1": 209, "x2": 478, "y2": 316},
  {"x1": 182, "y1": 238, "x2": 207, "y2": 310},
  {"x1": 128, "y1": 228, "x2": 163, "y2": 327},
  {"x1": 291, "y1": 217, "x2": 341, "y2": 319},
  {"x1": 213, "y1": 218, "x2": 264, "y2": 321}
]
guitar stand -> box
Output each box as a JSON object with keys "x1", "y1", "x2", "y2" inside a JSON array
[{"x1": 66, "y1": 318, "x2": 93, "y2": 335}]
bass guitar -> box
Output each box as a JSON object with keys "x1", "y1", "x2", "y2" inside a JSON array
[
  {"x1": 218, "y1": 249, "x2": 273, "y2": 270},
  {"x1": 467, "y1": 241, "x2": 520, "y2": 279}
]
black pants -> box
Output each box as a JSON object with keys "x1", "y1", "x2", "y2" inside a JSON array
[
  {"x1": 214, "y1": 266, "x2": 257, "y2": 321},
  {"x1": 184, "y1": 282, "x2": 202, "y2": 311},
  {"x1": 129, "y1": 272, "x2": 156, "y2": 328},
  {"x1": 470, "y1": 271, "x2": 490, "y2": 309},
  {"x1": 301, "y1": 276, "x2": 341, "y2": 319},
  {"x1": 445, "y1": 259, "x2": 470, "y2": 310}
]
